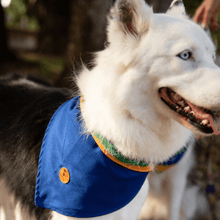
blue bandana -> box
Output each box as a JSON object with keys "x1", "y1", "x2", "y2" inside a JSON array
[
  {"x1": 35, "y1": 96, "x2": 187, "y2": 218},
  {"x1": 35, "y1": 96, "x2": 148, "y2": 218}
]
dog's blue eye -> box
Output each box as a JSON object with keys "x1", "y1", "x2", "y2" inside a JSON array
[{"x1": 178, "y1": 51, "x2": 191, "y2": 60}]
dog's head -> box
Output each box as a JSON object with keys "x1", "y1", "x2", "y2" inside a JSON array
[{"x1": 98, "y1": 0, "x2": 220, "y2": 137}]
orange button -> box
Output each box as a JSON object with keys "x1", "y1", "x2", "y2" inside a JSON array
[{"x1": 59, "y1": 167, "x2": 70, "y2": 184}]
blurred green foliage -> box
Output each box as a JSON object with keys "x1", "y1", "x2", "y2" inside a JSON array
[
  {"x1": 37, "y1": 58, "x2": 65, "y2": 80},
  {"x1": 23, "y1": 54, "x2": 66, "y2": 81},
  {"x1": 2, "y1": 0, "x2": 220, "y2": 53},
  {"x1": 3, "y1": 0, "x2": 39, "y2": 31}
]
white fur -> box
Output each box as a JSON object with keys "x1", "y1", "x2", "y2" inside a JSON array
[
  {"x1": 76, "y1": 0, "x2": 219, "y2": 219},
  {"x1": 0, "y1": 179, "x2": 35, "y2": 220},
  {"x1": 9, "y1": 78, "x2": 46, "y2": 88},
  {"x1": 167, "y1": 0, "x2": 188, "y2": 18},
  {"x1": 2, "y1": 0, "x2": 219, "y2": 219},
  {"x1": 139, "y1": 139, "x2": 196, "y2": 220},
  {"x1": 78, "y1": 0, "x2": 211, "y2": 164}
]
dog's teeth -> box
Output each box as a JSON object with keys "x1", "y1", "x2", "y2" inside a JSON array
[
  {"x1": 184, "y1": 106, "x2": 190, "y2": 112},
  {"x1": 201, "y1": 119, "x2": 208, "y2": 125},
  {"x1": 207, "y1": 124, "x2": 211, "y2": 127},
  {"x1": 178, "y1": 101, "x2": 185, "y2": 106},
  {"x1": 190, "y1": 111, "x2": 194, "y2": 115}
]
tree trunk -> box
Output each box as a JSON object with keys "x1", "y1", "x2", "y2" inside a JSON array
[{"x1": 55, "y1": 0, "x2": 112, "y2": 88}]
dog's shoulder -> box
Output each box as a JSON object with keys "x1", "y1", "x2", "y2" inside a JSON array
[
  {"x1": 0, "y1": 72, "x2": 73, "y2": 219},
  {"x1": 0, "y1": 73, "x2": 73, "y2": 150},
  {"x1": 0, "y1": 73, "x2": 72, "y2": 133}
]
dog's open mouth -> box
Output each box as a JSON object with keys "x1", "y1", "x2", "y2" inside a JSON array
[{"x1": 159, "y1": 87, "x2": 220, "y2": 135}]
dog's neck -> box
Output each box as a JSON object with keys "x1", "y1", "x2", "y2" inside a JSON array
[{"x1": 77, "y1": 54, "x2": 193, "y2": 164}]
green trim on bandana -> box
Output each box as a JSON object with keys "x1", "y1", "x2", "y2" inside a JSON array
[{"x1": 94, "y1": 133, "x2": 149, "y2": 167}]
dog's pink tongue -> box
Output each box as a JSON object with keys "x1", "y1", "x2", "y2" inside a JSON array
[{"x1": 186, "y1": 101, "x2": 219, "y2": 135}]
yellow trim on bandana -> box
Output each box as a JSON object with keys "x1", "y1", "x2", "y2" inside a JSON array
[{"x1": 91, "y1": 132, "x2": 152, "y2": 173}]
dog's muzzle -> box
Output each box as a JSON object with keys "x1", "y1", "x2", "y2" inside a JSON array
[{"x1": 159, "y1": 87, "x2": 220, "y2": 135}]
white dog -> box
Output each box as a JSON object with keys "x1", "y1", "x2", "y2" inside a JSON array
[{"x1": 0, "y1": 0, "x2": 219, "y2": 220}]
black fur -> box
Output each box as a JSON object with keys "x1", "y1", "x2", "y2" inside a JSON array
[{"x1": 0, "y1": 73, "x2": 73, "y2": 220}]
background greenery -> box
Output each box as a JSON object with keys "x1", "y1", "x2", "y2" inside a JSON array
[
  {"x1": 3, "y1": 0, "x2": 220, "y2": 52},
  {"x1": 4, "y1": 0, "x2": 39, "y2": 30}
]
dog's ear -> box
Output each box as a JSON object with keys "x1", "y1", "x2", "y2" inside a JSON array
[
  {"x1": 107, "y1": 0, "x2": 152, "y2": 44},
  {"x1": 166, "y1": 0, "x2": 187, "y2": 18}
]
